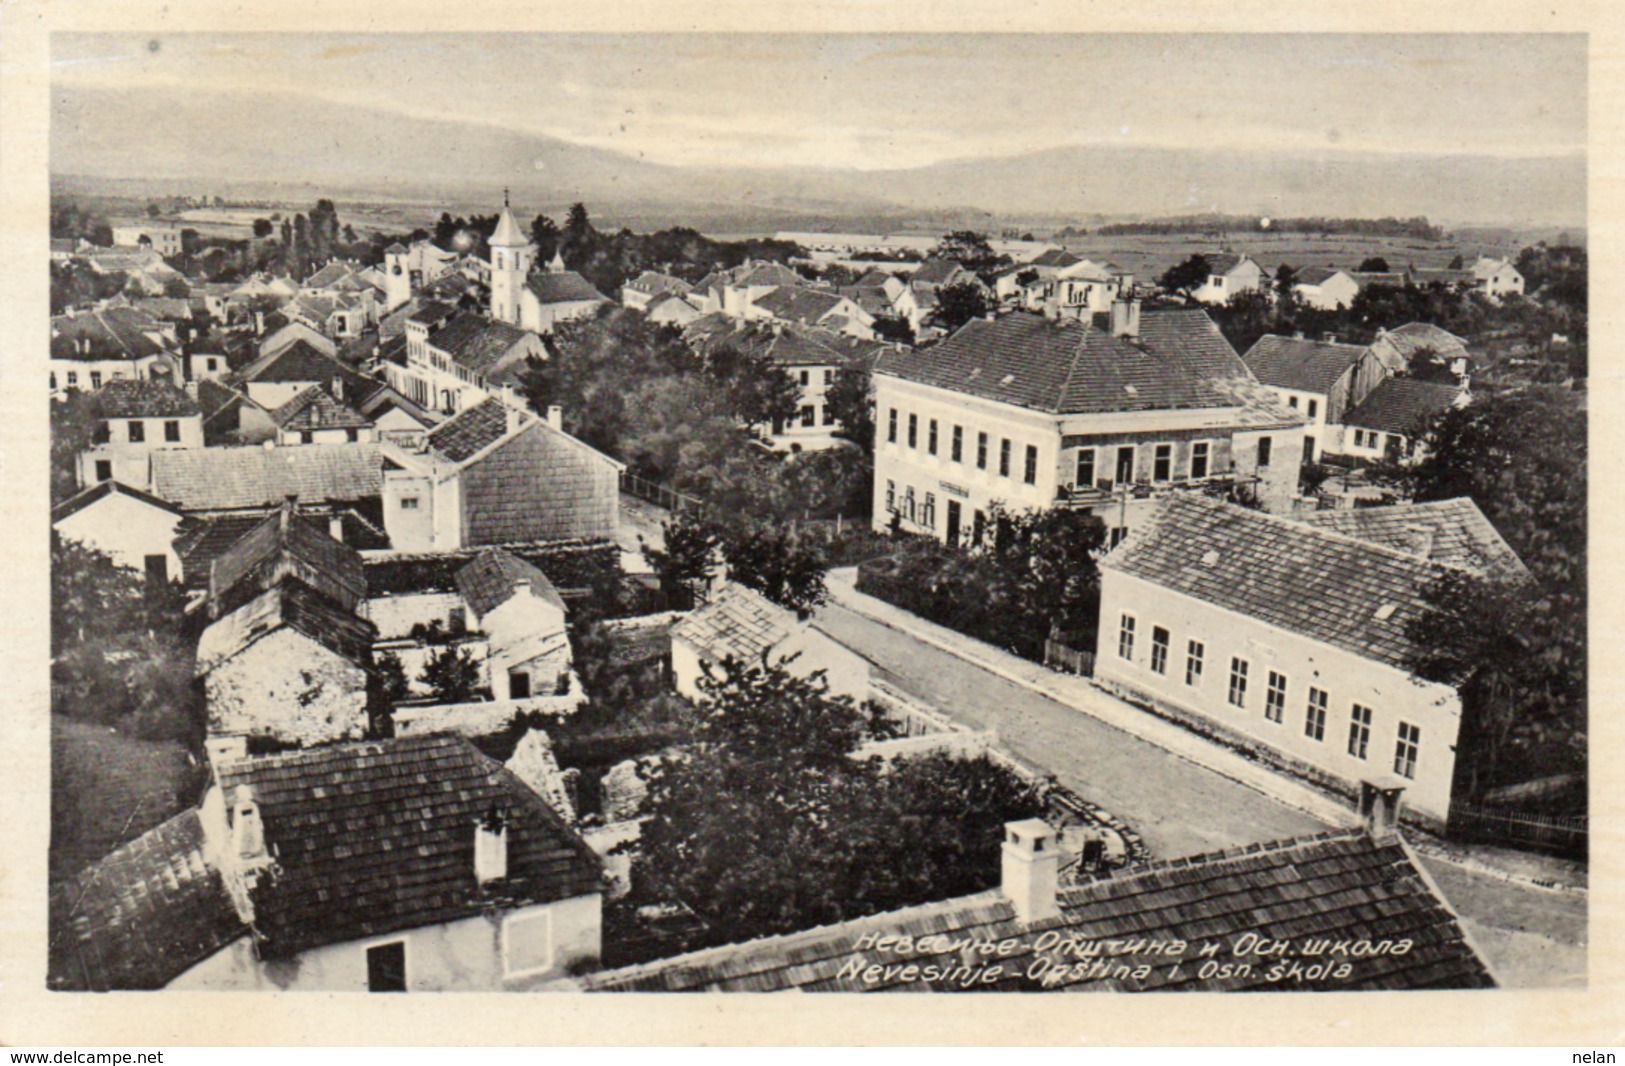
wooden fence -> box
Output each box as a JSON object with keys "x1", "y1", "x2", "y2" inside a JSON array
[
  {"x1": 1447, "y1": 800, "x2": 1588, "y2": 858},
  {"x1": 620, "y1": 471, "x2": 708, "y2": 519},
  {"x1": 1044, "y1": 638, "x2": 1095, "y2": 677}
]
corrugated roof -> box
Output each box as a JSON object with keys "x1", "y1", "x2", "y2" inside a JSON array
[
  {"x1": 215, "y1": 734, "x2": 602, "y2": 958},
  {"x1": 48, "y1": 810, "x2": 247, "y2": 990},
  {"x1": 1300, "y1": 498, "x2": 1529, "y2": 581},
  {"x1": 455, "y1": 547, "x2": 567, "y2": 618},
  {"x1": 670, "y1": 584, "x2": 797, "y2": 667},
  {"x1": 92, "y1": 378, "x2": 200, "y2": 418},
  {"x1": 1243, "y1": 334, "x2": 1371, "y2": 395},
  {"x1": 1342, "y1": 379, "x2": 1463, "y2": 436},
  {"x1": 1102, "y1": 494, "x2": 1441, "y2": 671},
  {"x1": 581, "y1": 828, "x2": 1493, "y2": 992},
  {"x1": 150, "y1": 444, "x2": 382, "y2": 512},
  {"x1": 878, "y1": 312, "x2": 1241, "y2": 415}
]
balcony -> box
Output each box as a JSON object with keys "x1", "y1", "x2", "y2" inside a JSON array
[{"x1": 1053, "y1": 469, "x2": 1261, "y2": 508}]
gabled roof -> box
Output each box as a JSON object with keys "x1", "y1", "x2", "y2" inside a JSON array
[
  {"x1": 734, "y1": 262, "x2": 804, "y2": 289},
  {"x1": 51, "y1": 478, "x2": 184, "y2": 525},
  {"x1": 196, "y1": 579, "x2": 377, "y2": 671},
  {"x1": 92, "y1": 378, "x2": 200, "y2": 419},
  {"x1": 1301, "y1": 498, "x2": 1529, "y2": 581},
  {"x1": 1293, "y1": 265, "x2": 1346, "y2": 286},
  {"x1": 527, "y1": 271, "x2": 608, "y2": 305},
  {"x1": 209, "y1": 504, "x2": 367, "y2": 614},
  {"x1": 1243, "y1": 334, "x2": 1371, "y2": 395},
  {"x1": 1204, "y1": 253, "x2": 1256, "y2": 277},
  {"x1": 670, "y1": 584, "x2": 797, "y2": 667},
  {"x1": 878, "y1": 312, "x2": 1240, "y2": 415},
  {"x1": 427, "y1": 313, "x2": 537, "y2": 375},
  {"x1": 582, "y1": 827, "x2": 1494, "y2": 992},
  {"x1": 302, "y1": 261, "x2": 359, "y2": 290},
  {"x1": 455, "y1": 547, "x2": 567, "y2": 618},
  {"x1": 270, "y1": 386, "x2": 369, "y2": 433},
  {"x1": 852, "y1": 268, "x2": 897, "y2": 290},
  {"x1": 425, "y1": 397, "x2": 511, "y2": 463},
  {"x1": 214, "y1": 734, "x2": 602, "y2": 958},
  {"x1": 687, "y1": 319, "x2": 852, "y2": 369},
  {"x1": 910, "y1": 259, "x2": 964, "y2": 287},
  {"x1": 1134, "y1": 309, "x2": 1253, "y2": 383},
  {"x1": 150, "y1": 444, "x2": 382, "y2": 512},
  {"x1": 237, "y1": 338, "x2": 364, "y2": 392},
  {"x1": 1102, "y1": 494, "x2": 1443, "y2": 671},
  {"x1": 1376, "y1": 322, "x2": 1471, "y2": 360},
  {"x1": 1341, "y1": 378, "x2": 1463, "y2": 437},
  {"x1": 624, "y1": 270, "x2": 693, "y2": 297},
  {"x1": 1349, "y1": 271, "x2": 1410, "y2": 289},
  {"x1": 355, "y1": 381, "x2": 439, "y2": 428},
  {"x1": 175, "y1": 509, "x2": 389, "y2": 589},
  {"x1": 408, "y1": 300, "x2": 459, "y2": 326},
  {"x1": 1028, "y1": 248, "x2": 1082, "y2": 269},
  {"x1": 48, "y1": 810, "x2": 247, "y2": 991},
  {"x1": 51, "y1": 308, "x2": 170, "y2": 362},
  {"x1": 752, "y1": 286, "x2": 847, "y2": 324}
]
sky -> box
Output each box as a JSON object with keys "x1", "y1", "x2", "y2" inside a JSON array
[{"x1": 52, "y1": 33, "x2": 1587, "y2": 172}]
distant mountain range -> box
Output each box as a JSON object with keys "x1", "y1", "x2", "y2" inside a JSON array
[{"x1": 52, "y1": 84, "x2": 1586, "y2": 228}]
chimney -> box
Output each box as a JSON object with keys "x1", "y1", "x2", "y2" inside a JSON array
[
  {"x1": 1294, "y1": 330, "x2": 1306, "y2": 341},
  {"x1": 546, "y1": 404, "x2": 563, "y2": 431},
  {"x1": 1323, "y1": 333, "x2": 1339, "y2": 345},
  {"x1": 1400, "y1": 524, "x2": 1435, "y2": 560},
  {"x1": 331, "y1": 375, "x2": 344, "y2": 404},
  {"x1": 232, "y1": 785, "x2": 270, "y2": 868},
  {"x1": 204, "y1": 735, "x2": 248, "y2": 767},
  {"x1": 280, "y1": 494, "x2": 298, "y2": 533},
  {"x1": 474, "y1": 807, "x2": 509, "y2": 884},
  {"x1": 1359, "y1": 781, "x2": 1405, "y2": 841},
  {"x1": 329, "y1": 514, "x2": 345, "y2": 541},
  {"x1": 1000, "y1": 818, "x2": 1059, "y2": 924},
  {"x1": 255, "y1": 310, "x2": 265, "y2": 335},
  {"x1": 1109, "y1": 298, "x2": 1140, "y2": 338}
]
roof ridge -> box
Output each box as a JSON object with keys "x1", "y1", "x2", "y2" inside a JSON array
[{"x1": 1153, "y1": 494, "x2": 1453, "y2": 574}]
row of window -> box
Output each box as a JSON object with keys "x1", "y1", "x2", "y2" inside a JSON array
[
  {"x1": 1285, "y1": 395, "x2": 1320, "y2": 420},
  {"x1": 51, "y1": 368, "x2": 128, "y2": 391},
  {"x1": 1118, "y1": 615, "x2": 1421, "y2": 780},
  {"x1": 886, "y1": 409, "x2": 1040, "y2": 485},
  {"x1": 797, "y1": 368, "x2": 835, "y2": 388},
  {"x1": 94, "y1": 419, "x2": 184, "y2": 445},
  {"x1": 1350, "y1": 428, "x2": 1401, "y2": 450}
]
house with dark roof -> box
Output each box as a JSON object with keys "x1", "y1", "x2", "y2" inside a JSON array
[
  {"x1": 670, "y1": 583, "x2": 875, "y2": 703},
  {"x1": 196, "y1": 379, "x2": 278, "y2": 447},
  {"x1": 235, "y1": 336, "x2": 366, "y2": 410},
  {"x1": 1242, "y1": 333, "x2": 1390, "y2": 462},
  {"x1": 620, "y1": 269, "x2": 693, "y2": 311},
  {"x1": 270, "y1": 385, "x2": 376, "y2": 446},
  {"x1": 1189, "y1": 252, "x2": 1267, "y2": 305},
  {"x1": 50, "y1": 733, "x2": 605, "y2": 991},
  {"x1": 644, "y1": 290, "x2": 704, "y2": 327},
  {"x1": 52, "y1": 479, "x2": 186, "y2": 583},
  {"x1": 150, "y1": 442, "x2": 384, "y2": 518},
  {"x1": 391, "y1": 311, "x2": 548, "y2": 417},
  {"x1": 1299, "y1": 498, "x2": 1529, "y2": 583},
  {"x1": 872, "y1": 306, "x2": 1306, "y2": 546},
  {"x1": 751, "y1": 285, "x2": 877, "y2": 340},
  {"x1": 49, "y1": 307, "x2": 180, "y2": 394},
  {"x1": 576, "y1": 807, "x2": 1493, "y2": 991},
  {"x1": 379, "y1": 399, "x2": 621, "y2": 553},
  {"x1": 1338, "y1": 378, "x2": 1467, "y2": 463},
  {"x1": 195, "y1": 576, "x2": 377, "y2": 747},
  {"x1": 206, "y1": 499, "x2": 368, "y2": 619},
  {"x1": 75, "y1": 378, "x2": 204, "y2": 490},
  {"x1": 1370, "y1": 322, "x2": 1474, "y2": 379},
  {"x1": 1094, "y1": 493, "x2": 1513, "y2": 826}
]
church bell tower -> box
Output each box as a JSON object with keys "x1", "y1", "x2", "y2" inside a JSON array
[{"x1": 489, "y1": 188, "x2": 532, "y2": 327}]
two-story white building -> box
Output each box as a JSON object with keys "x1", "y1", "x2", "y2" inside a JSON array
[
  {"x1": 872, "y1": 304, "x2": 1305, "y2": 546},
  {"x1": 77, "y1": 378, "x2": 204, "y2": 489},
  {"x1": 388, "y1": 305, "x2": 547, "y2": 417},
  {"x1": 1242, "y1": 334, "x2": 1390, "y2": 463},
  {"x1": 50, "y1": 307, "x2": 180, "y2": 395}
]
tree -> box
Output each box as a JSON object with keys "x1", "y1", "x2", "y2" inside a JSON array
[
  {"x1": 1402, "y1": 344, "x2": 1459, "y2": 384},
  {"x1": 1158, "y1": 254, "x2": 1212, "y2": 298},
  {"x1": 252, "y1": 218, "x2": 274, "y2": 238},
  {"x1": 935, "y1": 230, "x2": 995, "y2": 267},
  {"x1": 50, "y1": 392, "x2": 100, "y2": 504},
  {"x1": 630, "y1": 660, "x2": 1044, "y2": 945},
  {"x1": 934, "y1": 280, "x2": 991, "y2": 332},
  {"x1": 146, "y1": 203, "x2": 161, "y2": 219},
  {"x1": 719, "y1": 522, "x2": 830, "y2": 615},
  {"x1": 823, "y1": 360, "x2": 875, "y2": 452},
  {"x1": 419, "y1": 647, "x2": 482, "y2": 703},
  {"x1": 1448, "y1": 254, "x2": 1466, "y2": 270},
  {"x1": 1357, "y1": 256, "x2": 1390, "y2": 273},
  {"x1": 642, "y1": 514, "x2": 720, "y2": 610}
]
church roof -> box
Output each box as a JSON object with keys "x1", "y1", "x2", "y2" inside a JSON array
[{"x1": 491, "y1": 206, "x2": 528, "y2": 247}]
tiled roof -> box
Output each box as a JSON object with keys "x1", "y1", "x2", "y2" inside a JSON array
[
  {"x1": 1351, "y1": 271, "x2": 1410, "y2": 289},
  {"x1": 48, "y1": 811, "x2": 247, "y2": 990},
  {"x1": 1341, "y1": 379, "x2": 1463, "y2": 437},
  {"x1": 852, "y1": 268, "x2": 896, "y2": 289},
  {"x1": 426, "y1": 397, "x2": 511, "y2": 463},
  {"x1": 910, "y1": 259, "x2": 963, "y2": 287},
  {"x1": 1102, "y1": 494, "x2": 1442, "y2": 671},
  {"x1": 237, "y1": 339, "x2": 367, "y2": 395},
  {"x1": 625, "y1": 270, "x2": 692, "y2": 297},
  {"x1": 384, "y1": 242, "x2": 409, "y2": 255},
  {"x1": 753, "y1": 286, "x2": 847, "y2": 324},
  {"x1": 735, "y1": 262, "x2": 805, "y2": 289},
  {"x1": 51, "y1": 308, "x2": 169, "y2": 362},
  {"x1": 1377, "y1": 322, "x2": 1470, "y2": 360},
  {"x1": 92, "y1": 378, "x2": 200, "y2": 419},
  {"x1": 271, "y1": 386, "x2": 373, "y2": 432},
  {"x1": 1134, "y1": 309, "x2": 1253, "y2": 382},
  {"x1": 1243, "y1": 335, "x2": 1371, "y2": 395},
  {"x1": 456, "y1": 421, "x2": 622, "y2": 546},
  {"x1": 670, "y1": 584, "x2": 796, "y2": 667},
  {"x1": 427, "y1": 314, "x2": 536, "y2": 375},
  {"x1": 214, "y1": 734, "x2": 602, "y2": 958},
  {"x1": 582, "y1": 828, "x2": 1494, "y2": 992},
  {"x1": 176, "y1": 509, "x2": 389, "y2": 589},
  {"x1": 837, "y1": 286, "x2": 895, "y2": 316},
  {"x1": 1410, "y1": 268, "x2": 1477, "y2": 287},
  {"x1": 1300, "y1": 498, "x2": 1529, "y2": 581},
  {"x1": 208, "y1": 505, "x2": 367, "y2": 615},
  {"x1": 527, "y1": 271, "x2": 608, "y2": 305},
  {"x1": 356, "y1": 382, "x2": 439, "y2": 428},
  {"x1": 302, "y1": 262, "x2": 358, "y2": 289},
  {"x1": 150, "y1": 444, "x2": 382, "y2": 512},
  {"x1": 409, "y1": 300, "x2": 458, "y2": 325},
  {"x1": 129, "y1": 296, "x2": 204, "y2": 321},
  {"x1": 1294, "y1": 265, "x2": 1343, "y2": 286},
  {"x1": 878, "y1": 312, "x2": 1239, "y2": 415},
  {"x1": 1028, "y1": 248, "x2": 1081, "y2": 269},
  {"x1": 456, "y1": 547, "x2": 567, "y2": 618},
  {"x1": 1205, "y1": 253, "x2": 1250, "y2": 277},
  {"x1": 51, "y1": 478, "x2": 183, "y2": 525},
  {"x1": 196, "y1": 579, "x2": 377, "y2": 671},
  {"x1": 687, "y1": 319, "x2": 852, "y2": 369}
]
